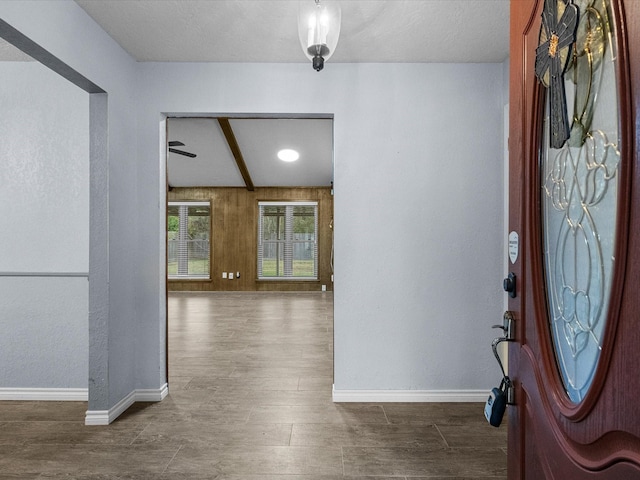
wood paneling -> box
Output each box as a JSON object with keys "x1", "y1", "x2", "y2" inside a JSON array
[{"x1": 168, "y1": 187, "x2": 333, "y2": 292}]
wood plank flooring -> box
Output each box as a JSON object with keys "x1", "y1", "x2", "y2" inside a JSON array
[{"x1": 0, "y1": 291, "x2": 507, "y2": 478}]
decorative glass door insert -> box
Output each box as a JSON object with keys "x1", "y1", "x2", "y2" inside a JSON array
[{"x1": 538, "y1": 0, "x2": 620, "y2": 402}]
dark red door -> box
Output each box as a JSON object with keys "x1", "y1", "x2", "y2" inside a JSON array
[{"x1": 508, "y1": 0, "x2": 640, "y2": 477}]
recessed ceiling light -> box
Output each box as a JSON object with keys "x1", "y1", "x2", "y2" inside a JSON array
[{"x1": 277, "y1": 149, "x2": 299, "y2": 162}]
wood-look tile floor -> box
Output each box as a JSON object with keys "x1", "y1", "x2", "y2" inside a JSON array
[{"x1": 1, "y1": 292, "x2": 507, "y2": 479}]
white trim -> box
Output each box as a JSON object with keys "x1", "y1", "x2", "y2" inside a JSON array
[
  {"x1": 332, "y1": 386, "x2": 488, "y2": 403},
  {"x1": 85, "y1": 390, "x2": 135, "y2": 426},
  {"x1": 502, "y1": 102, "x2": 511, "y2": 373},
  {"x1": 0, "y1": 272, "x2": 89, "y2": 277},
  {"x1": 84, "y1": 410, "x2": 111, "y2": 426},
  {"x1": 503, "y1": 101, "x2": 510, "y2": 314},
  {"x1": 168, "y1": 201, "x2": 210, "y2": 207},
  {"x1": 85, "y1": 384, "x2": 169, "y2": 426},
  {"x1": 258, "y1": 201, "x2": 318, "y2": 207},
  {"x1": 136, "y1": 383, "x2": 169, "y2": 402},
  {"x1": 0, "y1": 388, "x2": 88, "y2": 401}
]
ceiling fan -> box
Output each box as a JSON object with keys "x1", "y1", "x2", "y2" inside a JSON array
[{"x1": 168, "y1": 141, "x2": 197, "y2": 158}]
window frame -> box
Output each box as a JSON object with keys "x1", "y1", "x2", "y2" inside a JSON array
[
  {"x1": 257, "y1": 201, "x2": 319, "y2": 281},
  {"x1": 167, "y1": 201, "x2": 211, "y2": 280}
]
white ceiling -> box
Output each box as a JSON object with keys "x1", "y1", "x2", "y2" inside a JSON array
[
  {"x1": 167, "y1": 117, "x2": 334, "y2": 188},
  {"x1": 74, "y1": 1, "x2": 510, "y2": 64},
  {"x1": 2, "y1": 1, "x2": 510, "y2": 188}
]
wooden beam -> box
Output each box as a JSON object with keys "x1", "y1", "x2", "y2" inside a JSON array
[{"x1": 217, "y1": 117, "x2": 255, "y2": 191}]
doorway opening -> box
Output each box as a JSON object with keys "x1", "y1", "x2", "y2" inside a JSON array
[{"x1": 163, "y1": 114, "x2": 335, "y2": 393}]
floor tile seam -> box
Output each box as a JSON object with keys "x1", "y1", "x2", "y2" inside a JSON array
[
  {"x1": 433, "y1": 424, "x2": 449, "y2": 448},
  {"x1": 341, "y1": 445, "x2": 457, "y2": 454},
  {"x1": 289, "y1": 442, "x2": 450, "y2": 449},
  {"x1": 446, "y1": 446, "x2": 508, "y2": 452},
  {"x1": 380, "y1": 404, "x2": 392, "y2": 424},
  {"x1": 160, "y1": 444, "x2": 184, "y2": 475},
  {"x1": 247, "y1": 421, "x2": 394, "y2": 426},
  {"x1": 128, "y1": 421, "x2": 154, "y2": 445},
  {"x1": 244, "y1": 405, "x2": 257, "y2": 424},
  {"x1": 286, "y1": 423, "x2": 294, "y2": 446},
  {"x1": 19, "y1": 441, "x2": 149, "y2": 447},
  {"x1": 8, "y1": 441, "x2": 181, "y2": 450}
]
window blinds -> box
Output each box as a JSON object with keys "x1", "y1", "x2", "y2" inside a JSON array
[
  {"x1": 168, "y1": 201, "x2": 211, "y2": 279},
  {"x1": 258, "y1": 201, "x2": 318, "y2": 279}
]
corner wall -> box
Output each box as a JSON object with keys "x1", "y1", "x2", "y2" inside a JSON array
[{"x1": 0, "y1": 1, "x2": 161, "y2": 420}]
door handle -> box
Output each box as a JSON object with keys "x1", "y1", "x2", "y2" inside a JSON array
[{"x1": 492, "y1": 311, "x2": 514, "y2": 341}]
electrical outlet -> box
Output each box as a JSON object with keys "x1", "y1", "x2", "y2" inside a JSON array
[
  {"x1": 321, "y1": 285, "x2": 326, "y2": 291},
  {"x1": 222, "y1": 272, "x2": 227, "y2": 279},
  {"x1": 229, "y1": 273, "x2": 234, "y2": 280}
]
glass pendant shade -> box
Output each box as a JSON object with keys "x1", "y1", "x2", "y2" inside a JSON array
[{"x1": 298, "y1": 0, "x2": 341, "y2": 71}]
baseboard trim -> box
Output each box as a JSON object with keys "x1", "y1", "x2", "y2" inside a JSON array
[
  {"x1": 85, "y1": 390, "x2": 135, "y2": 426},
  {"x1": 0, "y1": 388, "x2": 88, "y2": 401},
  {"x1": 85, "y1": 384, "x2": 169, "y2": 426},
  {"x1": 332, "y1": 386, "x2": 488, "y2": 403},
  {"x1": 136, "y1": 383, "x2": 169, "y2": 402}
]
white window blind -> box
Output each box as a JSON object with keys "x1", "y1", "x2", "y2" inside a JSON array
[
  {"x1": 258, "y1": 201, "x2": 318, "y2": 280},
  {"x1": 168, "y1": 201, "x2": 211, "y2": 279}
]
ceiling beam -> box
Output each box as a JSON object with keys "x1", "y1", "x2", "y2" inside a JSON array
[{"x1": 217, "y1": 118, "x2": 255, "y2": 191}]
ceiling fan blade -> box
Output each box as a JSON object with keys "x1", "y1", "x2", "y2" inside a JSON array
[
  {"x1": 169, "y1": 148, "x2": 197, "y2": 158},
  {"x1": 168, "y1": 141, "x2": 185, "y2": 147}
]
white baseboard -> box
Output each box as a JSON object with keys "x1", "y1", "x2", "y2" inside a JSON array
[
  {"x1": 332, "y1": 386, "x2": 488, "y2": 403},
  {"x1": 85, "y1": 390, "x2": 135, "y2": 426},
  {"x1": 136, "y1": 383, "x2": 169, "y2": 402},
  {"x1": 0, "y1": 388, "x2": 88, "y2": 401},
  {"x1": 85, "y1": 383, "x2": 169, "y2": 426}
]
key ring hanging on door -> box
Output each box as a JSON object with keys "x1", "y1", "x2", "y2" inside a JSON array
[
  {"x1": 492, "y1": 336, "x2": 509, "y2": 381},
  {"x1": 485, "y1": 314, "x2": 516, "y2": 427},
  {"x1": 490, "y1": 311, "x2": 515, "y2": 405}
]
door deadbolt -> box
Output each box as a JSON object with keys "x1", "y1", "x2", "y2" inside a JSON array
[{"x1": 503, "y1": 272, "x2": 516, "y2": 298}]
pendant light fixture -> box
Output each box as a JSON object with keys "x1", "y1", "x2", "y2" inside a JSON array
[{"x1": 298, "y1": 0, "x2": 341, "y2": 71}]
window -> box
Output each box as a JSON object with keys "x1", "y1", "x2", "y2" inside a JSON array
[
  {"x1": 258, "y1": 201, "x2": 318, "y2": 280},
  {"x1": 167, "y1": 202, "x2": 210, "y2": 279}
]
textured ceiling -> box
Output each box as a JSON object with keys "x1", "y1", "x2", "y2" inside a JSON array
[{"x1": 74, "y1": 0, "x2": 510, "y2": 64}]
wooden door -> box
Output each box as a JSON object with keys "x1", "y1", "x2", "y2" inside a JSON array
[{"x1": 508, "y1": 0, "x2": 640, "y2": 477}]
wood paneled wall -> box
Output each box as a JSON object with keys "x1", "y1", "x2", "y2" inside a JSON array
[{"x1": 167, "y1": 187, "x2": 333, "y2": 292}]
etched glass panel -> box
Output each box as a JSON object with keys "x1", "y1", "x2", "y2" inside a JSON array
[{"x1": 540, "y1": 0, "x2": 620, "y2": 402}]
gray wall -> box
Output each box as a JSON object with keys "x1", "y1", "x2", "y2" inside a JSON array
[
  {"x1": 502, "y1": 57, "x2": 510, "y2": 105},
  {"x1": 0, "y1": 0, "x2": 507, "y2": 415},
  {"x1": 0, "y1": 61, "x2": 89, "y2": 390},
  {"x1": 0, "y1": 1, "x2": 145, "y2": 411},
  {"x1": 137, "y1": 62, "x2": 506, "y2": 395}
]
